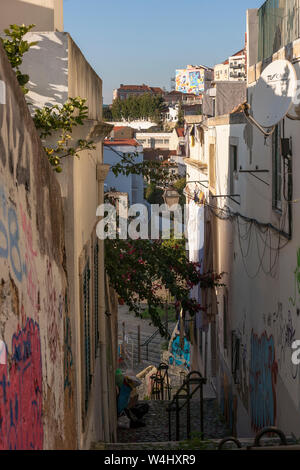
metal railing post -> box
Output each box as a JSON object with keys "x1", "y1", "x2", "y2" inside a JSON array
[
  {"x1": 176, "y1": 396, "x2": 180, "y2": 441},
  {"x1": 138, "y1": 325, "x2": 141, "y2": 363},
  {"x1": 187, "y1": 379, "x2": 191, "y2": 440},
  {"x1": 200, "y1": 379, "x2": 204, "y2": 440},
  {"x1": 168, "y1": 408, "x2": 172, "y2": 441}
]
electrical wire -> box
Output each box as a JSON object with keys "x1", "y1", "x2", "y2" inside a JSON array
[{"x1": 184, "y1": 188, "x2": 291, "y2": 280}]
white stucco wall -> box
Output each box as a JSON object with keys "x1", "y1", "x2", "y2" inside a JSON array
[
  {"x1": 103, "y1": 146, "x2": 144, "y2": 205},
  {"x1": 0, "y1": 0, "x2": 63, "y2": 33},
  {"x1": 211, "y1": 113, "x2": 300, "y2": 438}
]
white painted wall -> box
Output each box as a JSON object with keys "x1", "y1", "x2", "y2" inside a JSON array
[
  {"x1": 0, "y1": 0, "x2": 63, "y2": 32},
  {"x1": 136, "y1": 132, "x2": 172, "y2": 149},
  {"x1": 208, "y1": 112, "x2": 300, "y2": 438},
  {"x1": 103, "y1": 146, "x2": 144, "y2": 205},
  {"x1": 109, "y1": 120, "x2": 157, "y2": 131}
]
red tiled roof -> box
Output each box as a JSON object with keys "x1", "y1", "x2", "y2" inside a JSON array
[
  {"x1": 118, "y1": 85, "x2": 164, "y2": 94},
  {"x1": 150, "y1": 87, "x2": 164, "y2": 93},
  {"x1": 113, "y1": 126, "x2": 128, "y2": 131},
  {"x1": 231, "y1": 48, "x2": 245, "y2": 57},
  {"x1": 104, "y1": 139, "x2": 140, "y2": 147}
]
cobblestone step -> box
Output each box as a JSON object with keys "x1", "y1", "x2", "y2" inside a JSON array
[
  {"x1": 93, "y1": 436, "x2": 299, "y2": 451},
  {"x1": 115, "y1": 399, "x2": 231, "y2": 444}
]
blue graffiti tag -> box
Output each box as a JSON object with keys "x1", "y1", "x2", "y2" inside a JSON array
[
  {"x1": 249, "y1": 331, "x2": 278, "y2": 432},
  {"x1": 0, "y1": 188, "x2": 23, "y2": 282},
  {"x1": 169, "y1": 335, "x2": 191, "y2": 369}
]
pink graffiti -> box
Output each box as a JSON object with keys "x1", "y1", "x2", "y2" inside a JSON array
[
  {"x1": 19, "y1": 204, "x2": 39, "y2": 317},
  {"x1": 0, "y1": 319, "x2": 43, "y2": 449}
]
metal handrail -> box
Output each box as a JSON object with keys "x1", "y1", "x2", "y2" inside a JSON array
[
  {"x1": 141, "y1": 321, "x2": 171, "y2": 361},
  {"x1": 150, "y1": 362, "x2": 171, "y2": 401},
  {"x1": 167, "y1": 371, "x2": 207, "y2": 441}
]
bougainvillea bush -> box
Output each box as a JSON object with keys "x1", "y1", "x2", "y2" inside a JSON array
[{"x1": 105, "y1": 236, "x2": 224, "y2": 337}]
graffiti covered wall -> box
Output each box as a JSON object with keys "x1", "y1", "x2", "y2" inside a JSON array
[
  {"x1": 249, "y1": 331, "x2": 278, "y2": 432},
  {"x1": 0, "y1": 44, "x2": 76, "y2": 449}
]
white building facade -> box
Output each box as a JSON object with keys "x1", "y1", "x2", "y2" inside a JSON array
[
  {"x1": 185, "y1": 1, "x2": 300, "y2": 439},
  {"x1": 103, "y1": 141, "x2": 144, "y2": 205}
]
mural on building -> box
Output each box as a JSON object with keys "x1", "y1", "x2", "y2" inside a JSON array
[
  {"x1": 168, "y1": 331, "x2": 191, "y2": 369},
  {"x1": 175, "y1": 67, "x2": 205, "y2": 95},
  {"x1": 249, "y1": 331, "x2": 278, "y2": 432}
]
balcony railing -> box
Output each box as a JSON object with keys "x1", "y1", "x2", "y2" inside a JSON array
[{"x1": 258, "y1": 0, "x2": 300, "y2": 62}]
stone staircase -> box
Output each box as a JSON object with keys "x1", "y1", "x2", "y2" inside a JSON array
[
  {"x1": 119, "y1": 323, "x2": 175, "y2": 372},
  {"x1": 92, "y1": 398, "x2": 231, "y2": 450}
]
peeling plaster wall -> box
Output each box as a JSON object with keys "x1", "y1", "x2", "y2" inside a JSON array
[{"x1": 0, "y1": 44, "x2": 76, "y2": 449}]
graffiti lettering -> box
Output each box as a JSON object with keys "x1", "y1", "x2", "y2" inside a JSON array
[
  {"x1": 0, "y1": 189, "x2": 23, "y2": 283},
  {"x1": 249, "y1": 331, "x2": 278, "y2": 432},
  {"x1": 0, "y1": 319, "x2": 43, "y2": 449},
  {"x1": 169, "y1": 334, "x2": 191, "y2": 369}
]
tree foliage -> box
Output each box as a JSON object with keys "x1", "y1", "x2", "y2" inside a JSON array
[
  {"x1": 145, "y1": 182, "x2": 163, "y2": 204},
  {"x1": 111, "y1": 93, "x2": 165, "y2": 123},
  {"x1": 176, "y1": 102, "x2": 185, "y2": 128},
  {"x1": 105, "y1": 236, "x2": 224, "y2": 337},
  {"x1": 33, "y1": 98, "x2": 95, "y2": 172},
  {"x1": 109, "y1": 150, "x2": 179, "y2": 186},
  {"x1": 173, "y1": 177, "x2": 187, "y2": 207},
  {"x1": 0, "y1": 24, "x2": 37, "y2": 94},
  {"x1": 103, "y1": 105, "x2": 113, "y2": 121}
]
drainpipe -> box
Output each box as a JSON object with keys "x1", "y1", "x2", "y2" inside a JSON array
[{"x1": 97, "y1": 161, "x2": 111, "y2": 442}]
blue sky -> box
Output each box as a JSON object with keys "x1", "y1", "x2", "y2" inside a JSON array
[{"x1": 64, "y1": 0, "x2": 263, "y2": 104}]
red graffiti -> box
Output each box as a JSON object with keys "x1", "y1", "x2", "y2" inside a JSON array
[{"x1": 0, "y1": 319, "x2": 43, "y2": 449}]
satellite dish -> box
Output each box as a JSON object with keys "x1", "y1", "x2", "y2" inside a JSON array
[
  {"x1": 286, "y1": 61, "x2": 300, "y2": 119},
  {"x1": 250, "y1": 60, "x2": 297, "y2": 128}
]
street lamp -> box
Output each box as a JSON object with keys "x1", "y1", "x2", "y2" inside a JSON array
[{"x1": 163, "y1": 187, "x2": 180, "y2": 208}]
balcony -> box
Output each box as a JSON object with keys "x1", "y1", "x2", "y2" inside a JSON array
[{"x1": 258, "y1": 0, "x2": 300, "y2": 62}]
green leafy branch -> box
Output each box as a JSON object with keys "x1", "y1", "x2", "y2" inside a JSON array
[
  {"x1": 0, "y1": 24, "x2": 37, "y2": 94},
  {"x1": 105, "y1": 236, "x2": 224, "y2": 336},
  {"x1": 109, "y1": 150, "x2": 180, "y2": 186},
  {"x1": 33, "y1": 97, "x2": 96, "y2": 172}
]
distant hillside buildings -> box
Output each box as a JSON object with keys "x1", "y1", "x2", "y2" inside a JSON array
[
  {"x1": 214, "y1": 47, "x2": 247, "y2": 82},
  {"x1": 113, "y1": 84, "x2": 164, "y2": 101}
]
